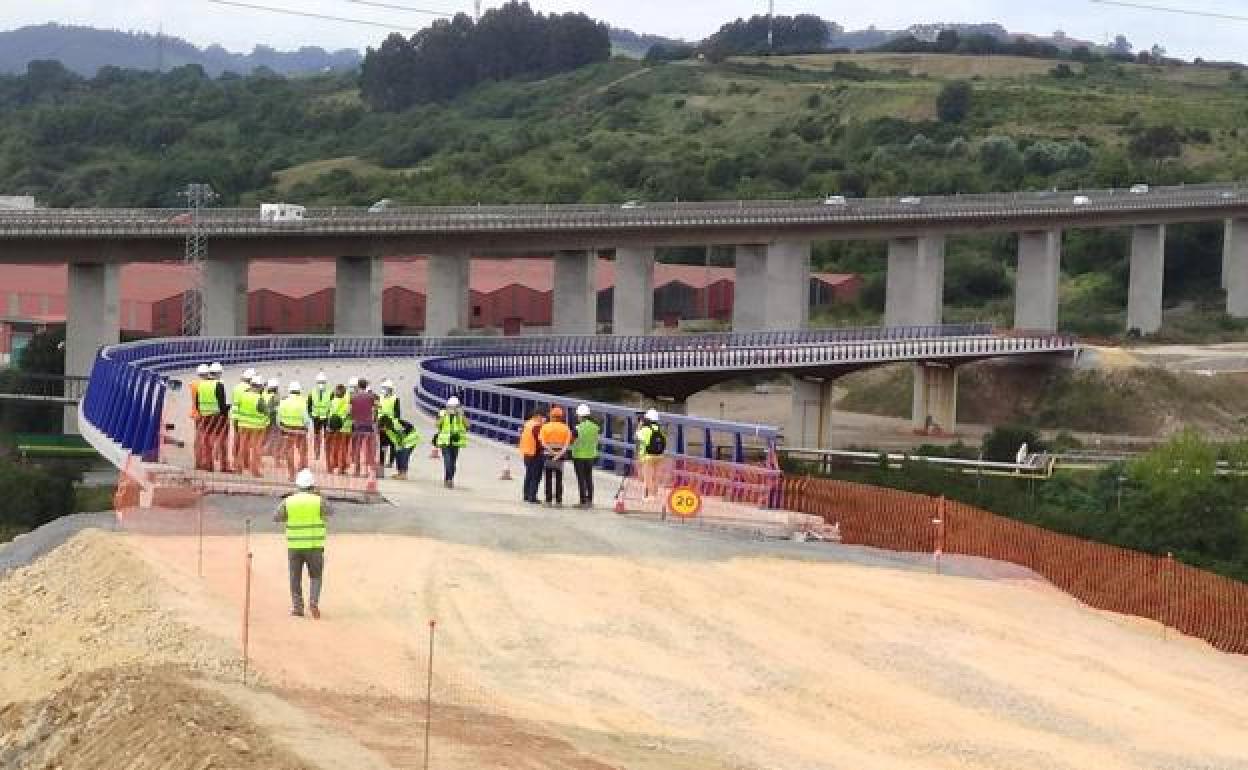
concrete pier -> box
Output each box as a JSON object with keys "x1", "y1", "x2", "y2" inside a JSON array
[
  {"x1": 201, "y1": 259, "x2": 249, "y2": 337},
  {"x1": 1014, "y1": 230, "x2": 1061, "y2": 332},
  {"x1": 788, "y1": 378, "x2": 836, "y2": 448},
  {"x1": 553, "y1": 250, "x2": 597, "y2": 335},
  {"x1": 885, "y1": 235, "x2": 945, "y2": 327},
  {"x1": 1225, "y1": 219, "x2": 1248, "y2": 317},
  {"x1": 912, "y1": 363, "x2": 958, "y2": 434},
  {"x1": 334, "y1": 256, "x2": 383, "y2": 337},
  {"x1": 1126, "y1": 224, "x2": 1165, "y2": 335},
  {"x1": 732, "y1": 241, "x2": 810, "y2": 332},
  {"x1": 426, "y1": 253, "x2": 471, "y2": 337},
  {"x1": 612, "y1": 247, "x2": 655, "y2": 336},
  {"x1": 65, "y1": 262, "x2": 120, "y2": 433}
]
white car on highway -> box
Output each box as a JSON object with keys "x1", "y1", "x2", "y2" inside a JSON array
[{"x1": 1072, "y1": 195, "x2": 1091, "y2": 206}]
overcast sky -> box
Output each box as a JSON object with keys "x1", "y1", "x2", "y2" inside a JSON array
[{"x1": 2, "y1": 1, "x2": 1242, "y2": 62}]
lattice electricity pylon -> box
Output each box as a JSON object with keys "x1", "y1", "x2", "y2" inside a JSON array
[{"x1": 178, "y1": 183, "x2": 218, "y2": 337}]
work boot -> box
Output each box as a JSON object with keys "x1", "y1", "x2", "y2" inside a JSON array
[
  {"x1": 309, "y1": 605, "x2": 321, "y2": 620},
  {"x1": 291, "y1": 605, "x2": 304, "y2": 617}
]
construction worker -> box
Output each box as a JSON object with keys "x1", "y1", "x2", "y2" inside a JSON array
[
  {"x1": 200, "y1": 362, "x2": 229, "y2": 472},
  {"x1": 191, "y1": 364, "x2": 209, "y2": 470},
  {"x1": 230, "y1": 368, "x2": 258, "y2": 472},
  {"x1": 307, "y1": 372, "x2": 334, "y2": 462},
  {"x1": 538, "y1": 405, "x2": 572, "y2": 506},
  {"x1": 377, "y1": 379, "x2": 401, "y2": 468},
  {"x1": 434, "y1": 396, "x2": 469, "y2": 488},
  {"x1": 234, "y1": 375, "x2": 271, "y2": 477},
  {"x1": 264, "y1": 377, "x2": 282, "y2": 459},
  {"x1": 378, "y1": 415, "x2": 423, "y2": 480},
  {"x1": 635, "y1": 409, "x2": 666, "y2": 500},
  {"x1": 350, "y1": 377, "x2": 379, "y2": 478},
  {"x1": 326, "y1": 383, "x2": 351, "y2": 475},
  {"x1": 517, "y1": 407, "x2": 547, "y2": 504},
  {"x1": 274, "y1": 468, "x2": 332, "y2": 619},
  {"x1": 571, "y1": 404, "x2": 600, "y2": 508},
  {"x1": 278, "y1": 381, "x2": 311, "y2": 483}
]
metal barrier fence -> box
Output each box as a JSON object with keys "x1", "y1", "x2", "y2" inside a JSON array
[
  {"x1": 781, "y1": 476, "x2": 1248, "y2": 655},
  {"x1": 0, "y1": 372, "x2": 89, "y2": 403}
]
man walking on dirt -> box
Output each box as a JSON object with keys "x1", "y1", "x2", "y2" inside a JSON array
[{"x1": 275, "y1": 469, "x2": 332, "y2": 619}]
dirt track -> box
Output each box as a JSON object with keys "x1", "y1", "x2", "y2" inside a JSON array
[{"x1": 4, "y1": 509, "x2": 1248, "y2": 769}]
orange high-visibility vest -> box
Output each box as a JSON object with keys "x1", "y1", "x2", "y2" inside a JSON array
[
  {"x1": 538, "y1": 421, "x2": 572, "y2": 453},
  {"x1": 518, "y1": 417, "x2": 543, "y2": 457},
  {"x1": 189, "y1": 380, "x2": 201, "y2": 419}
]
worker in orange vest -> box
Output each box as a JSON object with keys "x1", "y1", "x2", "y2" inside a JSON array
[
  {"x1": 517, "y1": 407, "x2": 546, "y2": 504},
  {"x1": 538, "y1": 406, "x2": 573, "y2": 507}
]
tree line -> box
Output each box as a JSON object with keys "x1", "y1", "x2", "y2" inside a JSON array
[{"x1": 360, "y1": 1, "x2": 610, "y2": 111}]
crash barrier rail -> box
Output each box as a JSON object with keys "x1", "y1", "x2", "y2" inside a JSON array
[
  {"x1": 781, "y1": 476, "x2": 1248, "y2": 655},
  {"x1": 79, "y1": 324, "x2": 1019, "y2": 459},
  {"x1": 3, "y1": 182, "x2": 1247, "y2": 237},
  {"x1": 0, "y1": 372, "x2": 89, "y2": 403},
  {"x1": 780, "y1": 447, "x2": 1056, "y2": 479}
]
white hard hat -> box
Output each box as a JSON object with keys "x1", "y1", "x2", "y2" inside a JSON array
[
  {"x1": 295, "y1": 468, "x2": 315, "y2": 489},
  {"x1": 243, "y1": 368, "x2": 257, "y2": 380},
  {"x1": 266, "y1": 377, "x2": 280, "y2": 389},
  {"x1": 644, "y1": 409, "x2": 660, "y2": 421},
  {"x1": 381, "y1": 379, "x2": 395, "y2": 389},
  {"x1": 288, "y1": 381, "x2": 302, "y2": 393},
  {"x1": 209, "y1": 362, "x2": 224, "y2": 374},
  {"x1": 196, "y1": 364, "x2": 209, "y2": 375},
  {"x1": 446, "y1": 396, "x2": 460, "y2": 408},
  {"x1": 576, "y1": 404, "x2": 591, "y2": 418},
  {"x1": 250, "y1": 375, "x2": 265, "y2": 387},
  {"x1": 315, "y1": 372, "x2": 328, "y2": 383},
  {"x1": 347, "y1": 376, "x2": 359, "y2": 388}
]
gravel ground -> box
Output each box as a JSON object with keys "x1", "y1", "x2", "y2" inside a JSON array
[{"x1": 0, "y1": 513, "x2": 117, "y2": 577}]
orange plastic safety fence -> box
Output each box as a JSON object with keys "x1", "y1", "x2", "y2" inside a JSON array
[{"x1": 781, "y1": 476, "x2": 1248, "y2": 655}]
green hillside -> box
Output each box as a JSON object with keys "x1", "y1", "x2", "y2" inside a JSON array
[{"x1": 3, "y1": 52, "x2": 1248, "y2": 336}]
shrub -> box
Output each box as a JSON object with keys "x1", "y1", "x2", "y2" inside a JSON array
[{"x1": 936, "y1": 80, "x2": 972, "y2": 123}]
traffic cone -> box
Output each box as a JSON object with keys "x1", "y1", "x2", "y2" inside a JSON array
[
  {"x1": 614, "y1": 496, "x2": 626, "y2": 514},
  {"x1": 499, "y1": 455, "x2": 513, "y2": 481}
]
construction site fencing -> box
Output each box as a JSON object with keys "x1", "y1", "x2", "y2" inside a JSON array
[{"x1": 781, "y1": 476, "x2": 1248, "y2": 655}]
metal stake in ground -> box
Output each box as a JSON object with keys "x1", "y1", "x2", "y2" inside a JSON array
[
  {"x1": 242, "y1": 518, "x2": 253, "y2": 685},
  {"x1": 425, "y1": 619, "x2": 437, "y2": 770}
]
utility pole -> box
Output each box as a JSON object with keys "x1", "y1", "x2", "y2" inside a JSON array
[
  {"x1": 178, "y1": 183, "x2": 218, "y2": 337},
  {"x1": 767, "y1": 0, "x2": 775, "y2": 52}
]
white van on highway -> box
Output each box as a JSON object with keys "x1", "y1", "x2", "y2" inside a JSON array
[{"x1": 260, "y1": 203, "x2": 306, "y2": 222}]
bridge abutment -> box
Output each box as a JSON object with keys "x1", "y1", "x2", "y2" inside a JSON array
[
  {"x1": 912, "y1": 363, "x2": 957, "y2": 435},
  {"x1": 425, "y1": 253, "x2": 471, "y2": 337},
  {"x1": 613, "y1": 246, "x2": 655, "y2": 335},
  {"x1": 1225, "y1": 219, "x2": 1248, "y2": 317},
  {"x1": 553, "y1": 250, "x2": 597, "y2": 335},
  {"x1": 885, "y1": 235, "x2": 944, "y2": 327},
  {"x1": 1014, "y1": 230, "x2": 1061, "y2": 332},
  {"x1": 1127, "y1": 224, "x2": 1165, "y2": 335},
  {"x1": 202, "y1": 259, "x2": 249, "y2": 336},
  {"x1": 731, "y1": 241, "x2": 810, "y2": 332},
  {"x1": 65, "y1": 262, "x2": 120, "y2": 433},
  {"x1": 334, "y1": 256, "x2": 383, "y2": 336}
]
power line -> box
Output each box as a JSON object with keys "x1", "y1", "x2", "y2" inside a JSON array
[
  {"x1": 1090, "y1": 0, "x2": 1248, "y2": 23},
  {"x1": 344, "y1": 0, "x2": 455, "y2": 16},
  {"x1": 204, "y1": 0, "x2": 426, "y2": 31}
]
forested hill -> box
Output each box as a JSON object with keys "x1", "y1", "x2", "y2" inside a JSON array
[
  {"x1": 0, "y1": 24, "x2": 361, "y2": 76},
  {"x1": 3, "y1": 48, "x2": 1248, "y2": 336}
]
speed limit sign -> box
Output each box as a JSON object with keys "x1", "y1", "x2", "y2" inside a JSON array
[{"x1": 666, "y1": 486, "x2": 702, "y2": 517}]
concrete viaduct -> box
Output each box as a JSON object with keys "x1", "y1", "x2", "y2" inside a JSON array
[{"x1": 3, "y1": 182, "x2": 1245, "y2": 432}]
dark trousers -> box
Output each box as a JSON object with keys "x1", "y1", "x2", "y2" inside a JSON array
[
  {"x1": 394, "y1": 447, "x2": 412, "y2": 474},
  {"x1": 288, "y1": 548, "x2": 324, "y2": 610},
  {"x1": 544, "y1": 463, "x2": 564, "y2": 504},
  {"x1": 441, "y1": 446, "x2": 460, "y2": 481},
  {"x1": 379, "y1": 433, "x2": 393, "y2": 466},
  {"x1": 522, "y1": 455, "x2": 543, "y2": 502},
  {"x1": 573, "y1": 458, "x2": 595, "y2": 504}
]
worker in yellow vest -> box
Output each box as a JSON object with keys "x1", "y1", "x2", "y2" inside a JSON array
[
  {"x1": 378, "y1": 415, "x2": 423, "y2": 480},
  {"x1": 234, "y1": 375, "x2": 271, "y2": 477},
  {"x1": 326, "y1": 383, "x2": 351, "y2": 475},
  {"x1": 306, "y1": 371, "x2": 334, "y2": 462},
  {"x1": 191, "y1": 364, "x2": 209, "y2": 470},
  {"x1": 201, "y1": 362, "x2": 229, "y2": 472},
  {"x1": 377, "y1": 379, "x2": 400, "y2": 469},
  {"x1": 230, "y1": 367, "x2": 258, "y2": 473},
  {"x1": 278, "y1": 381, "x2": 311, "y2": 483},
  {"x1": 274, "y1": 468, "x2": 333, "y2": 618}
]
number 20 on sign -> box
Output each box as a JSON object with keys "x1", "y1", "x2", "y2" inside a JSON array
[{"x1": 667, "y1": 486, "x2": 702, "y2": 517}]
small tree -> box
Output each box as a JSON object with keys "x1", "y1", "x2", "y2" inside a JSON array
[{"x1": 936, "y1": 80, "x2": 972, "y2": 123}]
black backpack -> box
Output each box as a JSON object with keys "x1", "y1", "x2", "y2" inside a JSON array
[{"x1": 646, "y1": 427, "x2": 667, "y2": 456}]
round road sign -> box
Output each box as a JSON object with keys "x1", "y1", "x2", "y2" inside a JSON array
[{"x1": 667, "y1": 486, "x2": 702, "y2": 517}]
